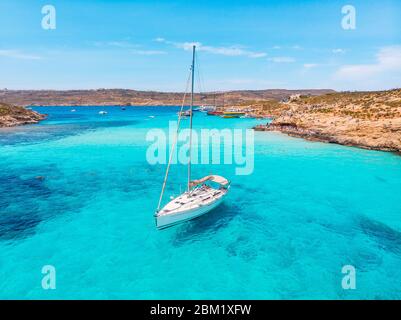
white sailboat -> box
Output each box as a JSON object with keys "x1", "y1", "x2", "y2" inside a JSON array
[{"x1": 155, "y1": 45, "x2": 230, "y2": 229}]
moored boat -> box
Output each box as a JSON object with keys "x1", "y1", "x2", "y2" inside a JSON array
[
  {"x1": 155, "y1": 45, "x2": 229, "y2": 229},
  {"x1": 207, "y1": 110, "x2": 223, "y2": 116},
  {"x1": 198, "y1": 105, "x2": 216, "y2": 112},
  {"x1": 177, "y1": 110, "x2": 193, "y2": 118},
  {"x1": 156, "y1": 176, "x2": 230, "y2": 229},
  {"x1": 221, "y1": 111, "x2": 246, "y2": 118}
]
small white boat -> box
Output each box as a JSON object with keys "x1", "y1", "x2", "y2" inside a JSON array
[
  {"x1": 71, "y1": 109, "x2": 76, "y2": 112},
  {"x1": 155, "y1": 45, "x2": 230, "y2": 229},
  {"x1": 99, "y1": 111, "x2": 108, "y2": 115},
  {"x1": 177, "y1": 110, "x2": 193, "y2": 118},
  {"x1": 198, "y1": 105, "x2": 216, "y2": 112}
]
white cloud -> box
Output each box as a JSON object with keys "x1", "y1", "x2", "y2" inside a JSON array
[
  {"x1": 130, "y1": 49, "x2": 166, "y2": 55},
  {"x1": 303, "y1": 63, "x2": 319, "y2": 69},
  {"x1": 334, "y1": 46, "x2": 401, "y2": 80},
  {"x1": 93, "y1": 41, "x2": 166, "y2": 55},
  {"x1": 179, "y1": 42, "x2": 267, "y2": 58},
  {"x1": 94, "y1": 41, "x2": 140, "y2": 49},
  {"x1": 173, "y1": 41, "x2": 201, "y2": 51},
  {"x1": 268, "y1": 56, "x2": 296, "y2": 63},
  {"x1": 106, "y1": 41, "x2": 133, "y2": 48},
  {"x1": 248, "y1": 52, "x2": 268, "y2": 58},
  {"x1": 157, "y1": 38, "x2": 267, "y2": 58},
  {"x1": 94, "y1": 41, "x2": 138, "y2": 48},
  {"x1": 332, "y1": 48, "x2": 346, "y2": 54},
  {"x1": 271, "y1": 45, "x2": 301, "y2": 50},
  {"x1": 0, "y1": 50, "x2": 41, "y2": 60}
]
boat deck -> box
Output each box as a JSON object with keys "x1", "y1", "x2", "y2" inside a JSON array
[{"x1": 158, "y1": 185, "x2": 227, "y2": 216}]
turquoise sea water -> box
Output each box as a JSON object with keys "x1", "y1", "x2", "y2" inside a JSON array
[{"x1": 0, "y1": 106, "x2": 401, "y2": 299}]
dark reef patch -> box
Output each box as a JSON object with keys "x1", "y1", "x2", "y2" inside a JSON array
[
  {"x1": 358, "y1": 215, "x2": 401, "y2": 256},
  {"x1": 0, "y1": 120, "x2": 138, "y2": 146},
  {"x1": 0, "y1": 162, "x2": 160, "y2": 242},
  {"x1": 0, "y1": 167, "x2": 55, "y2": 241}
]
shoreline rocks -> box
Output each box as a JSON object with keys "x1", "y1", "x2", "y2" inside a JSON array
[
  {"x1": 0, "y1": 103, "x2": 46, "y2": 128},
  {"x1": 254, "y1": 122, "x2": 400, "y2": 152},
  {"x1": 253, "y1": 89, "x2": 401, "y2": 153}
]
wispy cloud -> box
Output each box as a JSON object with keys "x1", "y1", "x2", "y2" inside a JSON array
[
  {"x1": 332, "y1": 48, "x2": 346, "y2": 54},
  {"x1": 303, "y1": 63, "x2": 319, "y2": 69},
  {"x1": 156, "y1": 38, "x2": 267, "y2": 58},
  {"x1": 271, "y1": 45, "x2": 302, "y2": 51},
  {"x1": 130, "y1": 49, "x2": 166, "y2": 55},
  {"x1": 334, "y1": 46, "x2": 401, "y2": 80},
  {"x1": 0, "y1": 50, "x2": 41, "y2": 60},
  {"x1": 93, "y1": 41, "x2": 137, "y2": 48},
  {"x1": 94, "y1": 41, "x2": 166, "y2": 55},
  {"x1": 268, "y1": 56, "x2": 296, "y2": 63}
]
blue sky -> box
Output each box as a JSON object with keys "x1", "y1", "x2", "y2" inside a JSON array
[{"x1": 0, "y1": 0, "x2": 400, "y2": 91}]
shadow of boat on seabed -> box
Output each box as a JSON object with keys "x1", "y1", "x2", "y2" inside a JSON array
[
  {"x1": 172, "y1": 203, "x2": 240, "y2": 244},
  {"x1": 171, "y1": 182, "x2": 265, "y2": 244},
  {"x1": 172, "y1": 203, "x2": 401, "y2": 255}
]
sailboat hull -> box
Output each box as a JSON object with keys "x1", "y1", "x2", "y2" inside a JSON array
[{"x1": 155, "y1": 188, "x2": 228, "y2": 229}]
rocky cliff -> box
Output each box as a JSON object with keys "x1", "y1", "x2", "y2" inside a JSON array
[
  {"x1": 254, "y1": 89, "x2": 401, "y2": 153},
  {"x1": 0, "y1": 103, "x2": 46, "y2": 127}
]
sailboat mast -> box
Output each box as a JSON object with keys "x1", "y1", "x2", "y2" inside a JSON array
[{"x1": 188, "y1": 45, "x2": 196, "y2": 192}]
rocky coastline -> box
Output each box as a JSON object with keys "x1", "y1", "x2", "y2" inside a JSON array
[
  {"x1": 253, "y1": 89, "x2": 401, "y2": 153},
  {"x1": 0, "y1": 103, "x2": 46, "y2": 127}
]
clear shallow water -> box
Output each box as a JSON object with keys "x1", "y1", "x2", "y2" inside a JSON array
[{"x1": 0, "y1": 106, "x2": 401, "y2": 299}]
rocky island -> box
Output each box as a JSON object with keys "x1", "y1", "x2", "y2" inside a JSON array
[
  {"x1": 0, "y1": 102, "x2": 46, "y2": 127},
  {"x1": 253, "y1": 89, "x2": 401, "y2": 153}
]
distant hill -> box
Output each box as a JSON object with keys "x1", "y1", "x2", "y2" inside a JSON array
[{"x1": 0, "y1": 89, "x2": 335, "y2": 106}]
